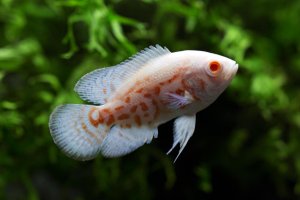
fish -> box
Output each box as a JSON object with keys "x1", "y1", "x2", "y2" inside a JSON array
[{"x1": 49, "y1": 44, "x2": 238, "y2": 162}]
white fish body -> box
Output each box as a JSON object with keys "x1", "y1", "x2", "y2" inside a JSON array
[{"x1": 49, "y1": 45, "x2": 238, "y2": 161}]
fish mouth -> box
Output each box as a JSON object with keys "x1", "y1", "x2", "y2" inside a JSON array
[
  {"x1": 223, "y1": 62, "x2": 239, "y2": 81},
  {"x1": 233, "y1": 62, "x2": 239, "y2": 75}
]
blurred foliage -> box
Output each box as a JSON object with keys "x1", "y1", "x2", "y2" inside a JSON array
[{"x1": 1, "y1": 0, "x2": 300, "y2": 199}]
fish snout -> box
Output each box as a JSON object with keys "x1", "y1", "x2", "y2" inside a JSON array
[{"x1": 223, "y1": 62, "x2": 238, "y2": 81}]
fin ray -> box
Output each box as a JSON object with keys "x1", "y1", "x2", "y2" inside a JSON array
[
  {"x1": 75, "y1": 44, "x2": 170, "y2": 105},
  {"x1": 118, "y1": 44, "x2": 171, "y2": 77},
  {"x1": 49, "y1": 104, "x2": 108, "y2": 161},
  {"x1": 101, "y1": 125, "x2": 158, "y2": 157},
  {"x1": 74, "y1": 67, "x2": 121, "y2": 105},
  {"x1": 167, "y1": 115, "x2": 196, "y2": 162},
  {"x1": 162, "y1": 91, "x2": 194, "y2": 110}
]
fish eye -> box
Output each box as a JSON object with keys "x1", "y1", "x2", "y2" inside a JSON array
[
  {"x1": 209, "y1": 61, "x2": 221, "y2": 72},
  {"x1": 207, "y1": 61, "x2": 222, "y2": 76}
]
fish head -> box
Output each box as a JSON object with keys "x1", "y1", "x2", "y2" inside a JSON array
[{"x1": 187, "y1": 51, "x2": 238, "y2": 100}]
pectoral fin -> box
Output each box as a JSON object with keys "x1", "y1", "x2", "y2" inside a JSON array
[
  {"x1": 167, "y1": 114, "x2": 196, "y2": 162},
  {"x1": 162, "y1": 91, "x2": 194, "y2": 110}
]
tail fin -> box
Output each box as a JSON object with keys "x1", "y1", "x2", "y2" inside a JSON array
[{"x1": 49, "y1": 104, "x2": 108, "y2": 161}]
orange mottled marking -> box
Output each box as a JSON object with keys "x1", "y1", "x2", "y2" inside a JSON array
[
  {"x1": 130, "y1": 105, "x2": 137, "y2": 113},
  {"x1": 134, "y1": 115, "x2": 142, "y2": 126},
  {"x1": 102, "y1": 108, "x2": 111, "y2": 114},
  {"x1": 176, "y1": 89, "x2": 184, "y2": 95},
  {"x1": 106, "y1": 114, "x2": 115, "y2": 126},
  {"x1": 151, "y1": 99, "x2": 160, "y2": 119},
  {"x1": 81, "y1": 123, "x2": 100, "y2": 143},
  {"x1": 115, "y1": 105, "x2": 124, "y2": 111},
  {"x1": 136, "y1": 88, "x2": 143, "y2": 93},
  {"x1": 154, "y1": 86, "x2": 160, "y2": 95},
  {"x1": 168, "y1": 74, "x2": 179, "y2": 83},
  {"x1": 182, "y1": 79, "x2": 187, "y2": 87},
  {"x1": 125, "y1": 87, "x2": 134, "y2": 96},
  {"x1": 140, "y1": 102, "x2": 149, "y2": 111},
  {"x1": 88, "y1": 108, "x2": 100, "y2": 127},
  {"x1": 125, "y1": 124, "x2": 132, "y2": 128},
  {"x1": 144, "y1": 93, "x2": 152, "y2": 98},
  {"x1": 117, "y1": 113, "x2": 130, "y2": 120},
  {"x1": 98, "y1": 115, "x2": 104, "y2": 123},
  {"x1": 103, "y1": 88, "x2": 107, "y2": 94},
  {"x1": 151, "y1": 99, "x2": 158, "y2": 106},
  {"x1": 125, "y1": 96, "x2": 131, "y2": 103},
  {"x1": 159, "y1": 82, "x2": 165, "y2": 86},
  {"x1": 199, "y1": 79, "x2": 207, "y2": 91},
  {"x1": 154, "y1": 108, "x2": 160, "y2": 119}
]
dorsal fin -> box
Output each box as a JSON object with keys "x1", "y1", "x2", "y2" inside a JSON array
[
  {"x1": 75, "y1": 44, "x2": 171, "y2": 105},
  {"x1": 116, "y1": 44, "x2": 171, "y2": 81}
]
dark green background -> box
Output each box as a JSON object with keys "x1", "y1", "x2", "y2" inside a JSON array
[{"x1": 1, "y1": 0, "x2": 300, "y2": 199}]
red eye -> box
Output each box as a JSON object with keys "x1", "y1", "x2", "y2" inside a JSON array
[{"x1": 209, "y1": 61, "x2": 221, "y2": 73}]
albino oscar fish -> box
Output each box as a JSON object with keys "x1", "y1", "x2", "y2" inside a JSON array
[{"x1": 49, "y1": 45, "x2": 238, "y2": 162}]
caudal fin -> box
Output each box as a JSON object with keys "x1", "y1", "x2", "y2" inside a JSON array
[{"x1": 49, "y1": 104, "x2": 108, "y2": 161}]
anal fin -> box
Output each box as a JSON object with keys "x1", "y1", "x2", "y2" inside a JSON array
[
  {"x1": 101, "y1": 125, "x2": 158, "y2": 157},
  {"x1": 167, "y1": 114, "x2": 196, "y2": 162}
]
